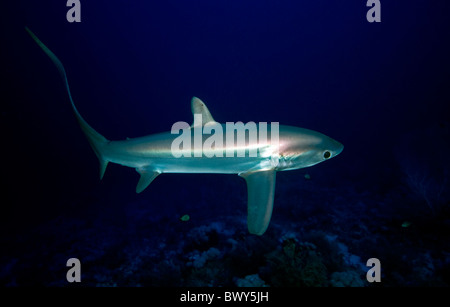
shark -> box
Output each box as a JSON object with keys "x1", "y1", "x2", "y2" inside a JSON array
[{"x1": 26, "y1": 27, "x2": 343, "y2": 235}]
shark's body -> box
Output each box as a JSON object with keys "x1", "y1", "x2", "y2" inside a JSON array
[{"x1": 26, "y1": 28, "x2": 343, "y2": 235}]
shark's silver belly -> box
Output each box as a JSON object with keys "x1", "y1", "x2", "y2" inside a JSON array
[
  {"x1": 103, "y1": 129, "x2": 277, "y2": 174},
  {"x1": 152, "y1": 156, "x2": 270, "y2": 174}
]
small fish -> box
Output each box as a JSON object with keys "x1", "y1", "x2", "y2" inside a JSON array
[
  {"x1": 180, "y1": 214, "x2": 190, "y2": 222},
  {"x1": 401, "y1": 221, "x2": 412, "y2": 228}
]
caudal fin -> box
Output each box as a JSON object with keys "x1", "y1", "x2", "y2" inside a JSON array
[{"x1": 26, "y1": 27, "x2": 110, "y2": 179}]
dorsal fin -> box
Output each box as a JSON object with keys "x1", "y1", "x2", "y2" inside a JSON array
[{"x1": 191, "y1": 97, "x2": 217, "y2": 127}]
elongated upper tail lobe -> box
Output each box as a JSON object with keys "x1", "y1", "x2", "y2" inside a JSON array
[{"x1": 25, "y1": 27, "x2": 110, "y2": 179}]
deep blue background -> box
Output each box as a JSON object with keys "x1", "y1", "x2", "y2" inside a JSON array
[{"x1": 1, "y1": 1, "x2": 449, "y2": 286}]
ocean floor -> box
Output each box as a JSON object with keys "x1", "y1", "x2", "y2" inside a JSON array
[{"x1": 1, "y1": 167, "x2": 449, "y2": 287}]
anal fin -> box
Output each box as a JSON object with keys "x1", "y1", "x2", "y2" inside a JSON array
[
  {"x1": 239, "y1": 169, "x2": 276, "y2": 235},
  {"x1": 136, "y1": 168, "x2": 161, "y2": 193}
]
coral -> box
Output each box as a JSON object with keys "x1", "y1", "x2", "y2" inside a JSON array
[
  {"x1": 330, "y1": 271, "x2": 365, "y2": 287},
  {"x1": 302, "y1": 231, "x2": 346, "y2": 273},
  {"x1": 300, "y1": 252, "x2": 328, "y2": 287},
  {"x1": 322, "y1": 233, "x2": 366, "y2": 272},
  {"x1": 235, "y1": 274, "x2": 267, "y2": 287},
  {"x1": 411, "y1": 252, "x2": 436, "y2": 284},
  {"x1": 185, "y1": 222, "x2": 234, "y2": 251},
  {"x1": 262, "y1": 238, "x2": 328, "y2": 287},
  {"x1": 187, "y1": 247, "x2": 222, "y2": 269},
  {"x1": 184, "y1": 247, "x2": 227, "y2": 286}
]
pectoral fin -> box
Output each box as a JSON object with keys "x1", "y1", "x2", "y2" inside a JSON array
[
  {"x1": 240, "y1": 169, "x2": 276, "y2": 235},
  {"x1": 136, "y1": 168, "x2": 161, "y2": 193}
]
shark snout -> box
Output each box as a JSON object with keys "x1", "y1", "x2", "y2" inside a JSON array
[
  {"x1": 334, "y1": 140, "x2": 344, "y2": 156},
  {"x1": 328, "y1": 138, "x2": 344, "y2": 159}
]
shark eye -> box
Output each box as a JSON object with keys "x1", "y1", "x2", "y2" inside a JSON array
[{"x1": 323, "y1": 151, "x2": 331, "y2": 159}]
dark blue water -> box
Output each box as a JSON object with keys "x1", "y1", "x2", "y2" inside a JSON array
[{"x1": 1, "y1": 0, "x2": 449, "y2": 287}]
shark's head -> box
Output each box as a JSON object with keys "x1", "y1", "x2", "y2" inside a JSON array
[{"x1": 275, "y1": 126, "x2": 343, "y2": 171}]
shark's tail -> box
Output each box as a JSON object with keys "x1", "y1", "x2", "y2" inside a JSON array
[{"x1": 26, "y1": 27, "x2": 110, "y2": 179}]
